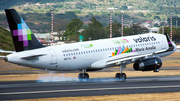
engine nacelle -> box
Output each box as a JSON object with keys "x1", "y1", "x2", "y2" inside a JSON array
[{"x1": 133, "y1": 57, "x2": 162, "y2": 71}]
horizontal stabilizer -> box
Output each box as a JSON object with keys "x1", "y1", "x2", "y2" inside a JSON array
[
  {"x1": 177, "y1": 45, "x2": 180, "y2": 49},
  {"x1": 0, "y1": 56, "x2": 6, "y2": 58},
  {"x1": 21, "y1": 54, "x2": 46, "y2": 60},
  {"x1": 0, "y1": 49, "x2": 15, "y2": 53}
]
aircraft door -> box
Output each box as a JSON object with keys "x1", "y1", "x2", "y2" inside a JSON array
[{"x1": 49, "y1": 49, "x2": 57, "y2": 65}]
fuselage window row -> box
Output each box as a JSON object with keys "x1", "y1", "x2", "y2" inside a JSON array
[{"x1": 63, "y1": 41, "x2": 161, "y2": 57}]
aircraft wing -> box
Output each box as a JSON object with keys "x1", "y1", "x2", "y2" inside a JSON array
[
  {"x1": 21, "y1": 54, "x2": 47, "y2": 60},
  {"x1": 90, "y1": 52, "x2": 158, "y2": 68},
  {"x1": 106, "y1": 52, "x2": 154, "y2": 65}
]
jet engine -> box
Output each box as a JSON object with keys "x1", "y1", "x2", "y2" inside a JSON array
[{"x1": 133, "y1": 57, "x2": 162, "y2": 72}]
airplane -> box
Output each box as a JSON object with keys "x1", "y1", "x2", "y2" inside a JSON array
[{"x1": 3, "y1": 9, "x2": 176, "y2": 80}]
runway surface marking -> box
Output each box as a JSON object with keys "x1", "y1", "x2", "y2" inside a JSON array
[{"x1": 1, "y1": 85, "x2": 180, "y2": 95}]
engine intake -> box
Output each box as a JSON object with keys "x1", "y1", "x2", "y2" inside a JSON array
[{"x1": 133, "y1": 57, "x2": 162, "y2": 71}]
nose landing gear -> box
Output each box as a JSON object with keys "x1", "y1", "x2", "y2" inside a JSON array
[{"x1": 78, "y1": 69, "x2": 89, "y2": 80}]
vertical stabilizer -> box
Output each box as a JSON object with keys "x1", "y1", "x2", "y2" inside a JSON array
[{"x1": 5, "y1": 9, "x2": 45, "y2": 52}]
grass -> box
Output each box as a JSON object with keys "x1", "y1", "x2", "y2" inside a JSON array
[{"x1": 12, "y1": 92, "x2": 180, "y2": 101}]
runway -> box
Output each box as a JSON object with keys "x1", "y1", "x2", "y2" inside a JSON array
[
  {"x1": 1, "y1": 76, "x2": 180, "y2": 100},
  {"x1": 1, "y1": 66, "x2": 180, "y2": 75}
]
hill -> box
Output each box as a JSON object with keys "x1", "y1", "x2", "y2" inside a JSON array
[
  {"x1": 0, "y1": 0, "x2": 180, "y2": 33},
  {"x1": 0, "y1": 27, "x2": 14, "y2": 51}
]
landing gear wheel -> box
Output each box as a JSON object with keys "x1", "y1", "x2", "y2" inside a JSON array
[
  {"x1": 115, "y1": 73, "x2": 126, "y2": 80},
  {"x1": 78, "y1": 73, "x2": 89, "y2": 80},
  {"x1": 153, "y1": 69, "x2": 159, "y2": 72}
]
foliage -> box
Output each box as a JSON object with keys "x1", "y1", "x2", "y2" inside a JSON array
[
  {"x1": 63, "y1": 18, "x2": 83, "y2": 40},
  {"x1": 167, "y1": 16, "x2": 180, "y2": 27},
  {"x1": 105, "y1": 21, "x2": 122, "y2": 37},
  {"x1": 123, "y1": 23, "x2": 149, "y2": 36},
  {"x1": 54, "y1": 19, "x2": 70, "y2": 41},
  {"x1": 159, "y1": 27, "x2": 180, "y2": 43},
  {"x1": 0, "y1": 27, "x2": 14, "y2": 51},
  {"x1": 82, "y1": 17, "x2": 108, "y2": 41},
  {"x1": 138, "y1": 12, "x2": 144, "y2": 17},
  {"x1": 121, "y1": 6, "x2": 128, "y2": 10}
]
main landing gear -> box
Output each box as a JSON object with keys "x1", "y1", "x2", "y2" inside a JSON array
[
  {"x1": 78, "y1": 69, "x2": 89, "y2": 80},
  {"x1": 115, "y1": 64, "x2": 127, "y2": 80}
]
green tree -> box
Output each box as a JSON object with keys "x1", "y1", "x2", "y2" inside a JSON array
[
  {"x1": 124, "y1": 23, "x2": 149, "y2": 35},
  {"x1": 159, "y1": 27, "x2": 180, "y2": 42},
  {"x1": 146, "y1": 13, "x2": 152, "y2": 18},
  {"x1": 63, "y1": 18, "x2": 84, "y2": 41},
  {"x1": 105, "y1": 21, "x2": 122, "y2": 37},
  {"x1": 82, "y1": 17, "x2": 108, "y2": 41},
  {"x1": 138, "y1": 12, "x2": 144, "y2": 17},
  {"x1": 121, "y1": 6, "x2": 128, "y2": 10},
  {"x1": 154, "y1": 15, "x2": 161, "y2": 20},
  {"x1": 159, "y1": 26, "x2": 170, "y2": 34},
  {"x1": 54, "y1": 19, "x2": 70, "y2": 41}
]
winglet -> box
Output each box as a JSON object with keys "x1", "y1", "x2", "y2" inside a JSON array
[{"x1": 164, "y1": 32, "x2": 174, "y2": 51}]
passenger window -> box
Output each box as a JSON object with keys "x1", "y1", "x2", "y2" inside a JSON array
[
  {"x1": 66, "y1": 54, "x2": 68, "y2": 56},
  {"x1": 63, "y1": 54, "x2": 65, "y2": 57}
]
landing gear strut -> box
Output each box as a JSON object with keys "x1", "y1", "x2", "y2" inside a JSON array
[
  {"x1": 115, "y1": 64, "x2": 127, "y2": 80},
  {"x1": 78, "y1": 69, "x2": 89, "y2": 80}
]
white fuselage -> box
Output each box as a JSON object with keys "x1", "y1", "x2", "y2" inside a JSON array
[{"x1": 6, "y1": 33, "x2": 176, "y2": 71}]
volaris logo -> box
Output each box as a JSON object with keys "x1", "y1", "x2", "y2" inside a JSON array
[
  {"x1": 155, "y1": 60, "x2": 158, "y2": 65},
  {"x1": 133, "y1": 36, "x2": 156, "y2": 43},
  {"x1": 13, "y1": 18, "x2": 33, "y2": 47}
]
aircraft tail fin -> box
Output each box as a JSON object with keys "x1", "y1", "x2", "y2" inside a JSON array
[{"x1": 5, "y1": 9, "x2": 45, "y2": 52}]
